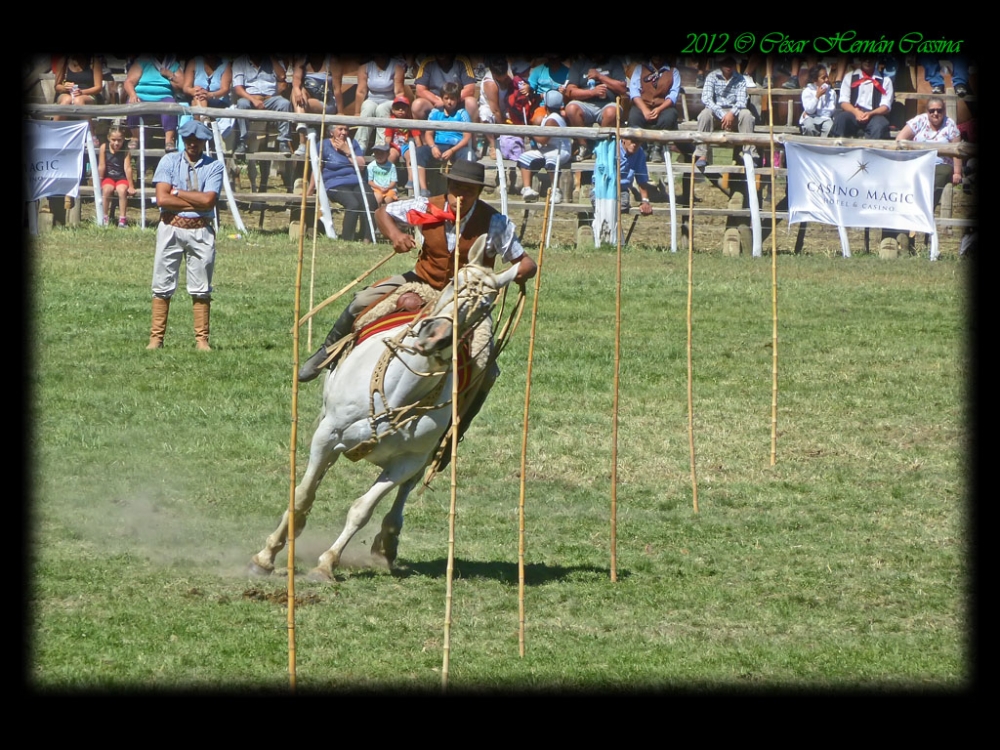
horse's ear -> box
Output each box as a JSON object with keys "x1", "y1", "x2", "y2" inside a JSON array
[
  {"x1": 494, "y1": 264, "x2": 519, "y2": 289},
  {"x1": 467, "y1": 234, "x2": 488, "y2": 267}
]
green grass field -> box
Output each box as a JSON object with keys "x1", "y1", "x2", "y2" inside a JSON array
[{"x1": 29, "y1": 225, "x2": 969, "y2": 691}]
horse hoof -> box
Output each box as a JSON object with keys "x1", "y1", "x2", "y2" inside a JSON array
[
  {"x1": 307, "y1": 566, "x2": 334, "y2": 583},
  {"x1": 248, "y1": 556, "x2": 274, "y2": 577},
  {"x1": 371, "y1": 531, "x2": 398, "y2": 568}
]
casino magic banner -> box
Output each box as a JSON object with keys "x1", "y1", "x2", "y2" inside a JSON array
[
  {"x1": 24, "y1": 120, "x2": 89, "y2": 202},
  {"x1": 785, "y1": 141, "x2": 937, "y2": 234}
]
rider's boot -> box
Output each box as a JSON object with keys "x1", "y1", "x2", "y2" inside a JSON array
[{"x1": 298, "y1": 306, "x2": 356, "y2": 382}]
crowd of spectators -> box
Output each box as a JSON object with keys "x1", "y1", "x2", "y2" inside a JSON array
[{"x1": 37, "y1": 53, "x2": 975, "y2": 218}]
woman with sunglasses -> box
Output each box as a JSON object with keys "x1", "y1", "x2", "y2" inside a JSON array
[{"x1": 897, "y1": 97, "x2": 964, "y2": 200}]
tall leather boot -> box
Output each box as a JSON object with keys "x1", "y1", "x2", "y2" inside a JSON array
[
  {"x1": 193, "y1": 298, "x2": 212, "y2": 351},
  {"x1": 146, "y1": 297, "x2": 170, "y2": 349},
  {"x1": 298, "y1": 306, "x2": 356, "y2": 382}
]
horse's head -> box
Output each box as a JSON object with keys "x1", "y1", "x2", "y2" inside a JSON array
[{"x1": 412, "y1": 235, "x2": 519, "y2": 360}]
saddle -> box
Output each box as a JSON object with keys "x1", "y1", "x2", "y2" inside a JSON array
[{"x1": 313, "y1": 283, "x2": 439, "y2": 373}]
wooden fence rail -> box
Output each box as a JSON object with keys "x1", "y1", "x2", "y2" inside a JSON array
[{"x1": 24, "y1": 103, "x2": 974, "y2": 159}]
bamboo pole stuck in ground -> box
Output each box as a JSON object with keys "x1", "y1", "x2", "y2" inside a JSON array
[
  {"x1": 518, "y1": 190, "x2": 552, "y2": 656},
  {"x1": 611, "y1": 107, "x2": 622, "y2": 582},
  {"x1": 687, "y1": 153, "x2": 699, "y2": 515},
  {"x1": 441, "y1": 196, "x2": 464, "y2": 692},
  {"x1": 767, "y1": 58, "x2": 780, "y2": 466},
  {"x1": 286, "y1": 136, "x2": 314, "y2": 693},
  {"x1": 306, "y1": 83, "x2": 332, "y2": 350}
]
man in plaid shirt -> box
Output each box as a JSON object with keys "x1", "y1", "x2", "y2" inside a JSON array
[{"x1": 694, "y1": 56, "x2": 759, "y2": 168}]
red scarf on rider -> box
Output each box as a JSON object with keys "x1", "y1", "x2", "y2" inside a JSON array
[{"x1": 406, "y1": 202, "x2": 456, "y2": 226}]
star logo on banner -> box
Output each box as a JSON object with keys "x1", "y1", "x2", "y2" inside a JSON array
[{"x1": 848, "y1": 159, "x2": 870, "y2": 181}]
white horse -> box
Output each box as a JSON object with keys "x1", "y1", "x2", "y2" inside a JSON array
[{"x1": 251, "y1": 237, "x2": 520, "y2": 581}]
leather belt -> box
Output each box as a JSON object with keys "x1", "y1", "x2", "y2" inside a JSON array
[{"x1": 161, "y1": 212, "x2": 209, "y2": 229}]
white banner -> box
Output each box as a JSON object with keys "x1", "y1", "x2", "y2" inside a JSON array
[
  {"x1": 785, "y1": 141, "x2": 937, "y2": 235},
  {"x1": 24, "y1": 120, "x2": 89, "y2": 202}
]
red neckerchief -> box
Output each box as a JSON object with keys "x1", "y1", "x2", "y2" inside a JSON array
[
  {"x1": 405, "y1": 201, "x2": 457, "y2": 227},
  {"x1": 852, "y1": 71, "x2": 886, "y2": 96}
]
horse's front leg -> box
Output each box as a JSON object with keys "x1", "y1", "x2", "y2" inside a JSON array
[
  {"x1": 310, "y1": 458, "x2": 424, "y2": 580},
  {"x1": 250, "y1": 421, "x2": 340, "y2": 576},
  {"x1": 371, "y1": 475, "x2": 420, "y2": 568}
]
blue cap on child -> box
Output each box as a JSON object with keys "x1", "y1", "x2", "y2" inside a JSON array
[{"x1": 544, "y1": 89, "x2": 564, "y2": 109}]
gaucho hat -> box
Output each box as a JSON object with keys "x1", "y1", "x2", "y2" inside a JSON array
[
  {"x1": 446, "y1": 159, "x2": 487, "y2": 186},
  {"x1": 178, "y1": 119, "x2": 213, "y2": 141}
]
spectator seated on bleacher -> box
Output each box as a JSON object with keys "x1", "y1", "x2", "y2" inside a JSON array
[
  {"x1": 829, "y1": 55, "x2": 893, "y2": 140},
  {"x1": 52, "y1": 55, "x2": 105, "y2": 113},
  {"x1": 919, "y1": 55, "x2": 972, "y2": 98},
  {"x1": 517, "y1": 89, "x2": 572, "y2": 204},
  {"x1": 523, "y1": 55, "x2": 570, "y2": 127},
  {"x1": 526, "y1": 54, "x2": 570, "y2": 105},
  {"x1": 799, "y1": 64, "x2": 838, "y2": 137},
  {"x1": 231, "y1": 55, "x2": 293, "y2": 156},
  {"x1": 183, "y1": 55, "x2": 232, "y2": 117},
  {"x1": 355, "y1": 55, "x2": 407, "y2": 155},
  {"x1": 52, "y1": 54, "x2": 106, "y2": 146},
  {"x1": 896, "y1": 96, "x2": 963, "y2": 208},
  {"x1": 124, "y1": 55, "x2": 184, "y2": 152},
  {"x1": 411, "y1": 54, "x2": 478, "y2": 122},
  {"x1": 368, "y1": 143, "x2": 399, "y2": 206},
  {"x1": 290, "y1": 55, "x2": 342, "y2": 156},
  {"x1": 415, "y1": 81, "x2": 474, "y2": 195},
  {"x1": 695, "y1": 56, "x2": 759, "y2": 168},
  {"x1": 98, "y1": 126, "x2": 135, "y2": 228},
  {"x1": 627, "y1": 56, "x2": 684, "y2": 163},
  {"x1": 500, "y1": 59, "x2": 537, "y2": 163},
  {"x1": 477, "y1": 56, "x2": 519, "y2": 160},
  {"x1": 308, "y1": 124, "x2": 377, "y2": 243},
  {"x1": 384, "y1": 96, "x2": 427, "y2": 196},
  {"x1": 565, "y1": 54, "x2": 628, "y2": 161}
]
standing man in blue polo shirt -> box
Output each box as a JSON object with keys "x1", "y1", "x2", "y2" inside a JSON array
[{"x1": 147, "y1": 119, "x2": 225, "y2": 351}]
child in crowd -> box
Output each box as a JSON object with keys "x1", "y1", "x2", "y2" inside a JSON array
[
  {"x1": 517, "y1": 89, "x2": 572, "y2": 203},
  {"x1": 614, "y1": 137, "x2": 656, "y2": 214},
  {"x1": 508, "y1": 60, "x2": 538, "y2": 125},
  {"x1": 498, "y1": 59, "x2": 534, "y2": 163},
  {"x1": 99, "y1": 126, "x2": 135, "y2": 227},
  {"x1": 367, "y1": 143, "x2": 398, "y2": 205},
  {"x1": 384, "y1": 96, "x2": 426, "y2": 196},
  {"x1": 800, "y1": 64, "x2": 838, "y2": 137},
  {"x1": 416, "y1": 81, "x2": 473, "y2": 194}
]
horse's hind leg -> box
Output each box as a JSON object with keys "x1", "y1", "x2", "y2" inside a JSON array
[
  {"x1": 310, "y1": 459, "x2": 423, "y2": 580},
  {"x1": 371, "y1": 475, "x2": 419, "y2": 568},
  {"x1": 250, "y1": 427, "x2": 340, "y2": 576}
]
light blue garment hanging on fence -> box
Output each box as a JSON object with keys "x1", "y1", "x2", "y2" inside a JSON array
[{"x1": 592, "y1": 137, "x2": 618, "y2": 246}]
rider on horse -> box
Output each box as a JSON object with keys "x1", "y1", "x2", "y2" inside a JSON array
[{"x1": 298, "y1": 159, "x2": 538, "y2": 456}]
